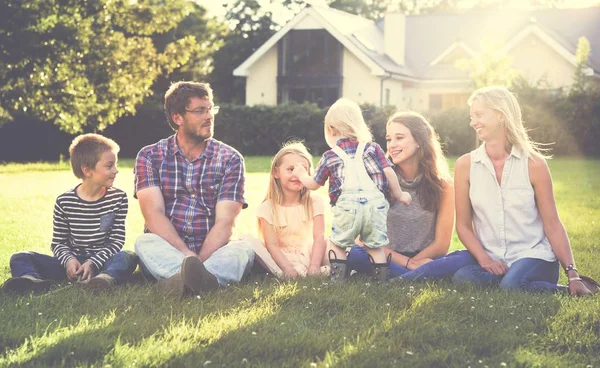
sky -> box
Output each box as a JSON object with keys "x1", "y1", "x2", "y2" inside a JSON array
[{"x1": 201, "y1": 0, "x2": 600, "y2": 20}]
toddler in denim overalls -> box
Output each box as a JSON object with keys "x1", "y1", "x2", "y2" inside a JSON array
[{"x1": 293, "y1": 98, "x2": 411, "y2": 282}]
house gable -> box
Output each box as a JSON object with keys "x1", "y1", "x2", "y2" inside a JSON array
[
  {"x1": 233, "y1": 6, "x2": 385, "y2": 78},
  {"x1": 430, "y1": 42, "x2": 475, "y2": 66},
  {"x1": 505, "y1": 24, "x2": 577, "y2": 67}
]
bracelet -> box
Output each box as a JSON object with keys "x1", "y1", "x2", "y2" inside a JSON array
[
  {"x1": 568, "y1": 277, "x2": 582, "y2": 284},
  {"x1": 564, "y1": 264, "x2": 578, "y2": 275},
  {"x1": 405, "y1": 257, "x2": 411, "y2": 268}
]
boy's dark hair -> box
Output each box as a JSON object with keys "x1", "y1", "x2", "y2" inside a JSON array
[
  {"x1": 69, "y1": 134, "x2": 120, "y2": 179},
  {"x1": 164, "y1": 81, "x2": 214, "y2": 129}
]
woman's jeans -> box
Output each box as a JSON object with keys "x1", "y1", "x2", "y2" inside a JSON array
[
  {"x1": 453, "y1": 255, "x2": 562, "y2": 292},
  {"x1": 346, "y1": 245, "x2": 476, "y2": 280},
  {"x1": 10, "y1": 250, "x2": 138, "y2": 284}
]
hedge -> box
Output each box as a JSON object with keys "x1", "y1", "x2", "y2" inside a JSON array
[{"x1": 1, "y1": 88, "x2": 599, "y2": 162}]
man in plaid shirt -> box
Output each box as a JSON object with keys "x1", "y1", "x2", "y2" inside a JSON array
[{"x1": 134, "y1": 81, "x2": 254, "y2": 297}]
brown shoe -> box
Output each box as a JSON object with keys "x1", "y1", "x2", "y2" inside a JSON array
[
  {"x1": 157, "y1": 273, "x2": 187, "y2": 297},
  {"x1": 2, "y1": 275, "x2": 54, "y2": 295},
  {"x1": 580, "y1": 275, "x2": 600, "y2": 294},
  {"x1": 180, "y1": 256, "x2": 219, "y2": 295},
  {"x1": 81, "y1": 274, "x2": 115, "y2": 293}
]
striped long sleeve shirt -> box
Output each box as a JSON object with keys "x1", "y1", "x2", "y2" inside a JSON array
[{"x1": 51, "y1": 186, "x2": 128, "y2": 270}]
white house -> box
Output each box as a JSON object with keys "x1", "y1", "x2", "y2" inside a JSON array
[{"x1": 233, "y1": 4, "x2": 600, "y2": 111}]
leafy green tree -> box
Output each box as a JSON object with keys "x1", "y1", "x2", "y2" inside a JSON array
[
  {"x1": 455, "y1": 40, "x2": 519, "y2": 89},
  {"x1": 209, "y1": 0, "x2": 278, "y2": 103},
  {"x1": 328, "y1": 0, "x2": 392, "y2": 19},
  {"x1": 571, "y1": 36, "x2": 592, "y2": 95},
  {"x1": 0, "y1": 0, "x2": 196, "y2": 133}
]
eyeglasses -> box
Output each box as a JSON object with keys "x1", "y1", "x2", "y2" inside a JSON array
[{"x1": 184, "y1": 106, "x2": 220, "y2": 116}]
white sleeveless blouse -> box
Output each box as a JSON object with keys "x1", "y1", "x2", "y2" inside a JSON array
[{"x1": 469, "y1": 144, "x2": 556, "y2": 267}]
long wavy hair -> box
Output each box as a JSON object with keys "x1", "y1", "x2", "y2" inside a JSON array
[
  {"x1": 386, "y1": 111, "x2": 451, "y2": 212},
  {"x1": 264, "y1": 141, "x2": 313, "y2": 228},
  {"x1": 468, "y1": 85, "x2": 550, "y2": 159}
]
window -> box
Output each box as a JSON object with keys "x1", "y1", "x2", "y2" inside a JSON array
[
  {"x1": 278, "y1": 30, "x2": 342, "y2": 107},
  {"x1": 429, "y1": 93, "x2": 470, "y2": 111},
  {"x1": 429, "y1": 94, "x2": 443, "y2": 110}
]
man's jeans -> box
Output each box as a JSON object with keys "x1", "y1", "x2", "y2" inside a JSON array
[
  {"x1": 134, "y1": 233, "x2": 255, "y2": 286},
  {"x1": 453, "y1": 256, "x2": 562, "y2": 292},
  {"x1": 347, "y1": 245, "x2": 476, "y2": 280},
  {"x1": 10, "y1": 250, "x2": 138, "y2": 283}
]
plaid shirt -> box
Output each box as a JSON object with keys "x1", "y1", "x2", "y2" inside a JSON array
[
  {"x1": 134, "y1": 135, "x2": 246, "y2": 253},
  {"x1": 313, "y1": 138, "x2": 391, "y2": 205}
]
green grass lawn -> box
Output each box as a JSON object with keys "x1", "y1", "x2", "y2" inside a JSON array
[{"x1": 0, "y1": 157, "x2": 599, "y2": 367}]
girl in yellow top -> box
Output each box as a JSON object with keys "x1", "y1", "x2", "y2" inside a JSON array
[{"x1": 245, "y1": 142, "x2": 328, "y2": 278}]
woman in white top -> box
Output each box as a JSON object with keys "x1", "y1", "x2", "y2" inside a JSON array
[{"x1": 452, "y1": 85, "x2": 595, "y2": 295}]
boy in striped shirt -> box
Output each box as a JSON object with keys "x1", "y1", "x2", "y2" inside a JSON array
[{"x1": 2, "y1": 134, "x2": 137, "y2": 294}]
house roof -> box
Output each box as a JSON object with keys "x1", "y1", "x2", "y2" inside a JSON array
[{"x1": 234, "y1": 5, "x2": 600, "y2": 81}]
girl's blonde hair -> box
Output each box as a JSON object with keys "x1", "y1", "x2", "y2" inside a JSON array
[
  {"x1": 386, "y1": 111, "x2": 451, "y2": 212},
  {"x1": 468, "y1": 85, "x2": 550, "y2": 159},
  {"x1": 324, "y1": 98, "x2": 373, "y2": 146},
  {"x1": 264, "y1": 141, "x2": 313, "y2": 228}
]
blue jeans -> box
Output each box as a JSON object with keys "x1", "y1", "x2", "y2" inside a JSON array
[
  {"x1": 9, "y1": 250, "x2": 138, "y2": 284},
  {"x1": 452, "y1": 256, "x2": 562, "y2": 293},
  {"x1": 347, "y1": 245, "x2": 475, "y2": 280},
  {"x1": 134, "y1": 233, "x2": 255, "y2": 286}
]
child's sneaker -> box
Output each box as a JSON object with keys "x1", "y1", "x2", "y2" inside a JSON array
[
  {"x1": 80, "y1": 274, "x2": 116, "y2": 292},
  {"x1": 2, "y1": 275, "x2": 54, "y2": 295},
  {"x1": 328, "y1": 250, "x2": 348, "y2": 283}
]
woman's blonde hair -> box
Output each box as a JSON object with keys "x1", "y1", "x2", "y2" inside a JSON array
[
  {"x1": 386, "y1": 111, "x2": 451, "y2": 211},
  {"x1": 468, "y1": 85, "x2": 550, "y2": 159},
  {"x1": 324, "y1": 98, "x2": 373, "y2": 146},
  {"x1": 264, "y1": 141, "x2": 313, "y2": 228}
]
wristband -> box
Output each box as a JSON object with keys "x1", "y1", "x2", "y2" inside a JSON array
[
  {"x1": 564, "y1": 264, "x2": 577, "y2": 275},
  {"x1": 568, "y1": 277, "x2": 582, "y2": 284}
]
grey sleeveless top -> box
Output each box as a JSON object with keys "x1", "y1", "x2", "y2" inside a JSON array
[{"x1": 387, "y1": 173, "x2": 436, "y2": 254}]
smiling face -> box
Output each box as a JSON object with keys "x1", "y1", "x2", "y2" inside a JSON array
[
  {"x1": 469, "y1": 98, "x2": 505, "y2": 141},
  {"x1": 174, "y1": 96, "x2": 215, "y2": 142},
  {"x1": 386, "y1": 122, "x2": 420, "y2": 166},
  {"x1": 274, "y1": 153, "x2": 310, "y2": 195},
  {"x1": 86, "y1": 150, "x2": 118, "y2": 188}
]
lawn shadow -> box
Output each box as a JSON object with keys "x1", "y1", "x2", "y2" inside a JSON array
[{"x1": 0, "y1": 277, "x2": 254, "y2": 367}]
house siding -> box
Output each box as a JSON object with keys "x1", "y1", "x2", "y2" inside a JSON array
[
  {"x1": 341, "y1": 49, "x2": 381, "y2": 105},
  {"x1": 246, "y1": 46, "x2": 278, "y2": 106},
  {"x1": 510, "y1": 33, "x2": 575, "y2": 88}
]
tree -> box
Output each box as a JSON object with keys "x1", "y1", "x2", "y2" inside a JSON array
[
  {"x1": 455, "y1": 40, "x2": 519, "y2": 89},
  {"x1": 328, "y1": 0, "x2": 392, "y2": 19},
  {"x1": 571, "y1": 36, "x2": 592, "y2": 95},
  {"x1": 0, "y1": 0, "x2": 196, "y2": 133},
  {"x1": 209, "y1": 0, "x2": 278, "y2": 103}
]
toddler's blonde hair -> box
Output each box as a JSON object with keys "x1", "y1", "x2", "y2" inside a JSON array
[{"x1": 324, "y1": 98, "x2": 373, "y2": 147}]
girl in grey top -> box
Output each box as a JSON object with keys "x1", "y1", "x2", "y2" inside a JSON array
[{"x1": 347, "y1": 111, "x2": 475, "y2": 280}]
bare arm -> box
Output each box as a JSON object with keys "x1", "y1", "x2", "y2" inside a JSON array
[
  {"x1": 137, "y1": 186, "x2": 196, "y2": 257},
  {"x1": 529, "y1": 157, "x2": 589, "y2": 296},
  {"x1": 293, "y1": 164, "x2": 322, "y2": 190},
  {"x1": 411, "y1": 179, "x2": 455, "y2": 261},
  {"x1": 260, "y1": 218, "x2": 299, "y2": 278},
  {"x1": 198, "y1": 200, "x2": 243, "y2": 261},
  {"x1": 383, "y1": 167, "x2": 411, "y2": 205},
  {"x1": 308, "y1": 213, "x2": 327, "y2": 275},
  {"x1": 454, "y1": 154, "x2": 507, "y2": 275}
]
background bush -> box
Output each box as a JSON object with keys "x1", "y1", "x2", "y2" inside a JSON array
[{"x1": 1, "y1": 88, "x2": 599, "y2": 161}]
